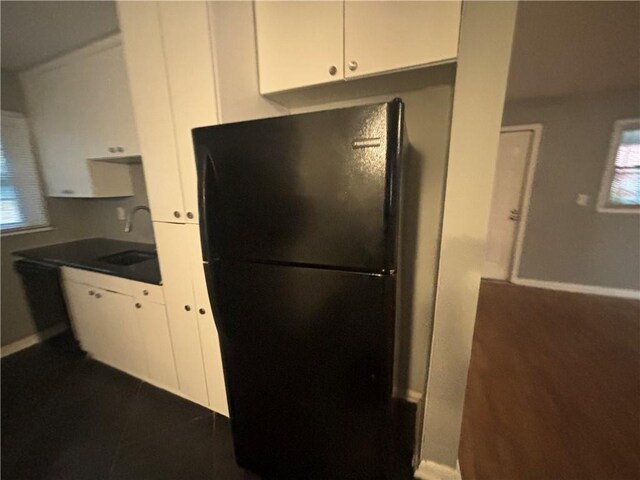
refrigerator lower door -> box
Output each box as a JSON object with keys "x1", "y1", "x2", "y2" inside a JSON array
[{"x1": 208, "y1": 260, "x2": 395, "y2": 480}]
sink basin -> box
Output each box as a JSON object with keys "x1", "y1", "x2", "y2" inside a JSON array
[{"x1": 97, "y1": 250, "x2": 157, "y2": 266}]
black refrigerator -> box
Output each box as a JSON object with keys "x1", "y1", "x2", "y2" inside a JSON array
[{"x1": 194, "y1": 99, "x2": 405, "y2": 479}]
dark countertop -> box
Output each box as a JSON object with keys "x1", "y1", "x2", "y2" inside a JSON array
[{"x1": 14, "y1": 238, "x2": 162, "y2": 285}]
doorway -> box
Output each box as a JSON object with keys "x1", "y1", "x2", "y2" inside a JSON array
[{"x1": 483, "y1": 125, "x2": 541, "y2": 280}]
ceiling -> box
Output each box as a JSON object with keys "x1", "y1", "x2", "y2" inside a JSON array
[
  {"x1": 506, "y1": 1, "x2": 640, "y2": 100},
  {"x1": 1, "y1": 1, "x2": 119, "y2": 71},
  {"x1": 2, "y1": 1, "x2": 638, "y2": 97}
]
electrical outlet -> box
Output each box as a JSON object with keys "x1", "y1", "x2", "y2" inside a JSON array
[
  {"x1": 116, "y1": 207, "x2": 126, "y2": 220},
  {"x1": 576, "y1": 194, "x2": 590, "y2": 207}
]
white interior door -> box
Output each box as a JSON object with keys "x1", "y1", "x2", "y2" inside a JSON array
[{"x1": 483, "y1": 130, "x2": 533, "y2": 280}]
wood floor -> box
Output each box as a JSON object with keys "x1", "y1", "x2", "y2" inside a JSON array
[{"x1": 459, "y1": 280, "x2": 640, "y2": 480}]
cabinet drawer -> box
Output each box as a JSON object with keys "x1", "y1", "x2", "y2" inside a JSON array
[
  {"x1": 131, "y1": 280, "x2": 165, "y2": 305},
  {"x1": 61, "y1": 267, "x2": 132, "y2": 294}
]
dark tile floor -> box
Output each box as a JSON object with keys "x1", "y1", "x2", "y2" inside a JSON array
[{"x1": 2, "y1": 333, "x2": 416, "y2": 480}]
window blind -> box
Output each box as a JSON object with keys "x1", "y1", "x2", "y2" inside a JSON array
[{"x1": 0, "y1": 111, "x2": 48, "y2": 232}]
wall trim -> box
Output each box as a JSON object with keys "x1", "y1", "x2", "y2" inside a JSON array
[
  {"x1": 512, "y1": 277, "x2": 640, "y2": 300},
  {"x1": 1, "y1": 323, "x2": 68, "y2": 358},
  {"x1": 414, "y1": 460, "x2": 461, "y2": 480},
  {"x1": 20, "y1": 33, "x2": 121, "y2": 77}
]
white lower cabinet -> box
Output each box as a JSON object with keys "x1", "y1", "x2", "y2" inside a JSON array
[
  {"x1": 135, "y1": 297, "x2": 179, "y2": 391},
  {"x1": 186, "y1": 224, "x2": 229, "y2": 416},
  {"x1": 62, "y1": 246, "x2": 228, "y2": 415},
  {"x1": 63, "y1": 280, "x2": 104, "y2": 358},
  {"x1": 63, "y1": 280, "x2": 147, "y2": 379},
  {"x1": 153, "y1": 221, "x2": 210, "y2": 407},
  {"x1": 154, "y1": 222, "x2": 229, "y2": 415}
]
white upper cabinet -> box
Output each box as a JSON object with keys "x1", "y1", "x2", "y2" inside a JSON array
[
  {"x1": 117, "y1": 2, "x2": 186, "y2": 223},
  {"x1": 254, "y1": 0, "x2": 462, "y2": 94},
  {"x1": 158, "y1": 1, "x2": 219, "y2": 224},
  {"x1": 118, "y1": 1, "x2": 219, "y2": 224},
  {"x1": 21, "y1": 36, "x2": 138, "y2": 198},
  {"x1": 254, "y1": 1, "x2": 344, "y2": 94},
  {"x1": 344, "y1": 1, "x2": 462, "y2": 79}
]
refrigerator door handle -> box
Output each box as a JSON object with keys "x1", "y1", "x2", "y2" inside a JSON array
[{"x1": 197, "y1": 148, "x2": 218, "y2": 263}]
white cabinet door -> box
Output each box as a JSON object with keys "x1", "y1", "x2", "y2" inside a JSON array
[
  {"x1": 186, "y1": 224, "x2": 228, "y2": 416},
  {"x1": 135, "y1": 298, "x2": 179, "y2": 391},
  {"x1": 63, "y1": 280, "x2": 100, "y2": 353},
  {"x1": 117, "y1": 2, "x2": 186, "y2": 223},
  {"x1": 116, "y1": 294, "x2": 148, "y2": 378},
  {"x1": 76, "y1": 44, "x2": 140, "y2": 160},
  {"x1": 344, "y1": 1, "x2": 461, "y2": 79},
  {"x1": 154, "y1": 221, "x2": 209, "y2": 406},
  {"x1": 254, "y1": 1, "x2": 344, "y2": 94},
  {"x1": 22, "y1": 65, "x2": 92, "y2": 196},
  {"x1": 21, "y1": 37, "x2": 140, "y2": 198},
  {"x1": 94, "y1": 289, "x2": 143, "y2": 376},
  {"x1": 159, "y1": 2, "x2": 219, "y2": 225}
]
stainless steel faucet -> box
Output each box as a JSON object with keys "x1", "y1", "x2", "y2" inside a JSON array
[{"x1": 124, "y1": 205, "x2": 151, "y2": 233}]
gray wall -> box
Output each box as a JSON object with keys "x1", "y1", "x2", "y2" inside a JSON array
[
  {"x1": 1, "y1": 68, "x2": 153, "y2": 346},
  {"x1": 503, "y1": 89, "x2": 640, "y2": 290}
]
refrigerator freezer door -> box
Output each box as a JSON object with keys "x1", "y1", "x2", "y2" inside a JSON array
[
  {"x1": 195, "y1": 100, "x2": 403, "y2": 272},
  {"x1": 208, "y1": 260, "x2": 395, "y2": 480}
]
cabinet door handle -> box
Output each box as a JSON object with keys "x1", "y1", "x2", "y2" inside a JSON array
[
  {"x1": 142, "y1": 290, "x2": 149, "y2": 296},
  {"x1": 348, "y1": 60, "x2": 358, "y2": 71},
  {"x1": 184, "y1": 305, "x2": 191, "y2": 311},
  {"x1": 198, "y1": 308, "x2": 206, "y2": 315},
  {"x1": 135, "y1": 303, "x2": 142, "y2": 309},
  {"x1": 329, "y1": 65, "x2": 337, "y2": 76},
  {"x1": 116, "y1": 146, "x2": 124, "y2": 153},
  {"x1": 186, "y1": 212, "x2": 194, "y2": 219},
  {"x1": 174, "y1": 211, "x2": 181, "y2": 218},
  {"x1": 108, "y1": 147, "x2": 116, "y2": 153},
  {"x1": 88, "y1": 290, "x2": 95, "y2": 296},
  {"x1": 95, "y1": 293, "x2": 102, "y2": 299}
]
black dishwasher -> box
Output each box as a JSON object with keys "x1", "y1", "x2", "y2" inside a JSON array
[{"x1": 14, "y1": 258, "x2": 81, "y2": 353}]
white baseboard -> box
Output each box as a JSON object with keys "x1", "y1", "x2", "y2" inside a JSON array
[
  {"x1": 511, "y1": 277, "x2": 640, "y2": 300},
  {"x1": 414, "y1": 460, "x2": 461, "y2": 480},
  {"x1": 393, "y1": 387, "x2": 423, "y2": 404},
  {"x1": 1, "y1": 323, "x2": 68, "y2": 358}
]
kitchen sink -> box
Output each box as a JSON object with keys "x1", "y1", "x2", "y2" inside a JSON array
[{"x1": 97, "y1": 250, "x2": 157, "y2": 266}]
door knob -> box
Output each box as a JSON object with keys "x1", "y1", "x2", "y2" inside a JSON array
[{"x1": 348, "y1": 60, "x2": 358, "y2": 71}]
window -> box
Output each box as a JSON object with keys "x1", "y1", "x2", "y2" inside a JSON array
[
  {"x1": 1, "y1": 111, "x2": 49, "y2": 233},
  {"x1": 597, "y1": 118, "x2": 640, "y2": 213}
]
